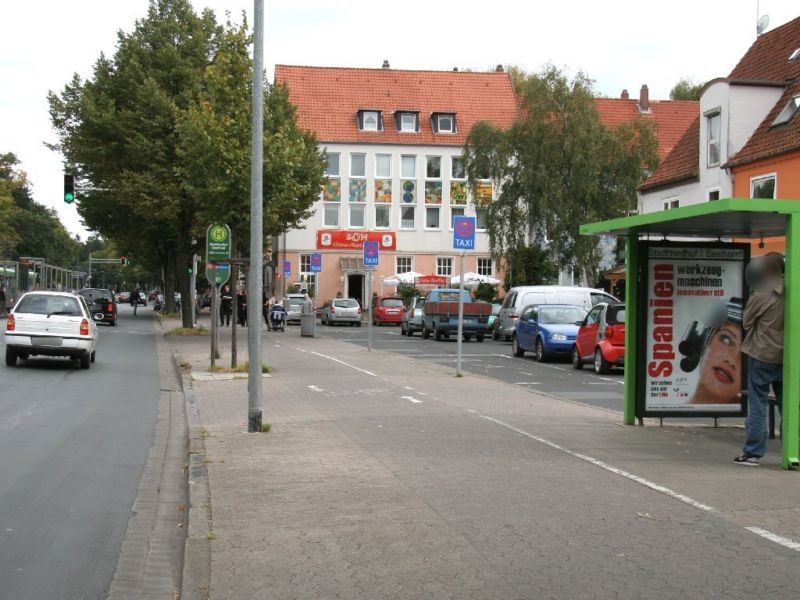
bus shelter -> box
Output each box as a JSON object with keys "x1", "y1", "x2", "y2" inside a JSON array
[{"x1": 581, "y1": 199, "x2": 799, "y2": 470}]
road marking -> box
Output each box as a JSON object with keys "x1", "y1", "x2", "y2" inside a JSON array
[
  {"x1": 745, "y1": 527, "x2": 800, "y2": 551},
  {"x1": 479, "y1": 415, "x2": 716, "y2": 513},
  {"x1": 514, "y1": 382, "x2": 541, "y2": 386},
  {"x1": 598, "y1": 377, "x2": 624, "y2": 384},
  {"x1": 296, "y1": 348, "x2": 377, "y2": 377},
  {"x1": 401, "y1": 395, "x2": 422, "y2": 404},
  {"x1": 307, "y1": 385, "x2": 324, "y2": 392}
]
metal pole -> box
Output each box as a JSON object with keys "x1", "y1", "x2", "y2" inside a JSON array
[
  {"x1": 210, "y1": 269, "x2": 218, "y2": 371},
  {"x1": 456, "y1": 251, "x2": 465, "y2": 376},
  {"x1": 367, "y1": 269, "x2": 373, "y2": 351},
  {"x1": 247, "y1": 0, "x2": 264, "y2": 433}
]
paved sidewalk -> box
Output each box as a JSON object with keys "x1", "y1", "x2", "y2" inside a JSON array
[{"x1": 171, "y1": 315, "x2": 799, "y2": 600}]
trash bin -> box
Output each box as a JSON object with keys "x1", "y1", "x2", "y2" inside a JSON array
[{"x1": 301, "y1": 296, "x2": 315, "y2": 337}]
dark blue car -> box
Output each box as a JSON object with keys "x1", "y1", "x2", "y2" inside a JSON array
[{"x1": 512, "y1": 304, "x2": 587, "y2": 361}]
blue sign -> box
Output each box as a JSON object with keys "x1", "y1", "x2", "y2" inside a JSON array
[
  {"x1": 310, "y1": 252, "x2": 322, "y2": 273},
  {"x1": 363, "y1": 241, "x2": 379, "y2": 267},
  {"x1": 282, "y1": 260, "x2": 291, "y2": 278},
  {"x1": 453, "y1": 216, "x2": 476, "y2": 250}
]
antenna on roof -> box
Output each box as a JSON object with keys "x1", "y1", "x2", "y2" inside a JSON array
[{"x1": 756, "y1": 14, "x2": 770, "y2": 36}]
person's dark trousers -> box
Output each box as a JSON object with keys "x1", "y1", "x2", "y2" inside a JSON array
[
  {"x1": 743, "y1": 356, "x2": 783, "y2": 457},
  {"x1": 219, "y1": 307, "x2": 230, "y2": 326}
]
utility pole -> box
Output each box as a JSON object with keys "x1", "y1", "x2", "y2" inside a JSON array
[{"x1": 247, "y1": 0, "x2": 265, "y2": 432}]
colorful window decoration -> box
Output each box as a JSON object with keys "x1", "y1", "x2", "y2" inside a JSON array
[
  {"x1": 323, "y1": 178, "x2": 340, "y2": 202},
  {"x1": 401, "y1": 180, "x2": 416, "y2": 204},
  {"x1": 475, "y1": 181, "x2": 493, "y2": 204},
  {"x1": 374, "y1": 179, "x2": 392, "y2": 203},
  {"x1": 450, "y1": 181, "x2": 467, "y2": 205},
  {"x1": 349, "y1": 179, "x2": 366, "y2": 203},
  {"x1": 425, "y1": 181, "x2": 442, "y2": 204}
]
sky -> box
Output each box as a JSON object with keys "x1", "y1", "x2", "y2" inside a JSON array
[{"x1": 1, "y1": 0, "x2": 797, "y2": 239}]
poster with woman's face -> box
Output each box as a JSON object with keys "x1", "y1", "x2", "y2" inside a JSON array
[{"x1": 641, "y1": 243, "x2": 748, "y2": 415}]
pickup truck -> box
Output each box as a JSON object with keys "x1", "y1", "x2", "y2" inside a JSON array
[{"x1": 421, "y1": 288, "x2": 492, "y2": 342}]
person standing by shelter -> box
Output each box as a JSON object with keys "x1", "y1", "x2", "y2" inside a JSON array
[
  {"x1": 735, "y1": 253, "x2": 785, "y2": 466},
  {"x1": 236, "y1": 286, "x2": 247, "y2": 327},
  {"x1": 219, "y1": 284, "x2": 233, "y2": 327}
]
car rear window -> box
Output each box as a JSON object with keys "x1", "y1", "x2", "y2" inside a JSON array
[
  {"x1": 81, "y1": 289, "x2": 113, "y2": 303},
  {"x1": 538, "y1": 306, "x2": 586, "y2": 324},
  {"x1": 334, "y1": 299, "x2": 358, "y2": 308},
  {"x1": 381, "y1": 298, "x2": 404, "y2": 307},
  {"x1": 17, "y1": 295, "x2": 82, "y2": 316},
  {"x1": 285, "y1": 298, "x2": 303, "y2": 307},
  {"x1": 606, "y1": 305, "x2": 626, "y2": 325}
]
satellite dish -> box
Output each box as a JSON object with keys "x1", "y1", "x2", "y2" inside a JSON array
[{"x1": 757, "y1": 14, "x2": 770, "y2": 36}]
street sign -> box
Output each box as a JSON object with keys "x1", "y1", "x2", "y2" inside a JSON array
[
  {"x1": 282, "y1": 260, "x2": 291, "y2": 278},
  {"x1": 453, "y1": 216, "x2": 476, "y2": 250},
  {"x1": 206, "y1": 224, "x2": 231, "y2": 285},
  {"x1": 363, "y1": 241, "x2": 379, "y2": 267},
  {"x1": 310, "y1": 252, "x2": 322, "y2": 273}
]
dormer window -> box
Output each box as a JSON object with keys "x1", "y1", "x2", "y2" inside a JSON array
[
  {"x1": 789, "y1": 48, "x2": 800, "y2": 61},
  {"x1": 772, "y1": 95, "x2": 800, "y2": 127},
  {"x1": 357, "y1": 109, "x2": 383, "y2": 131},
  {"x1": 431, "y1": 112, "x2": 456, "y2": 133},
  {"x1": 395, "y1": 111, "x2": 419, "y2": 133}
]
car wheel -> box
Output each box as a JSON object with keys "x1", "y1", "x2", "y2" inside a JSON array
[
  {"x1": 476, "y1": 334, "x2": 485, "y2": 343},
  {"x1": 464, "y1": 334, "x2": 472, "y2": 342},
  {"x1": 594, "y1": 348, "x2": 611, "y2": 374},
  {"x1": 356, "y1": 322, "x2": 362, "y2": 327},
  {"x1": 535, "y1": 339, "x2": 546, "y2": 362},
  {"x1": 434, "y1": 328, "x2": 443, "y2": 341},
  {"x1": 422, "y1": 326, "x2": 430, "y2": 340},
  {"x1": 80, "y1": 352, "x2": 91, "y2": 370},
  {"x1": 90, "y1": 350, "x2": 96, "y2": 363},
  {"x1": 512, "y1": 335, "x2": 525, "y2": 357},
  {"x1": 5, "y1": 348, "x2": 17, "y2": 367},
  {"x1": 492, "y1": 328, "x2": 499, "y2": 341},
  {"x1": 111, "y1": 317, "x2": 117, "y2": 326},
  {"x1": 504, "y1": 334, "x2": 511, "y2": 342},
  {"x1": 407, "y1": 328, "x2": 414, "y2": 337},
  {"x1": 571, "y1": 346, "x2": 584, "y2": 370},
  {"x1": 400, "y1": 323, "x2": 406, "y2": 335}
]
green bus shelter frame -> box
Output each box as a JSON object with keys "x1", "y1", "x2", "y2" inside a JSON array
[{"x1": 581, "y1": 198, "x2": 800, "y2": 470}]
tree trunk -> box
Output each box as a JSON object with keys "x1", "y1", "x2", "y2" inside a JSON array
[{"x1": 165, "y1": 243, "x2": 177, "y2": 314}]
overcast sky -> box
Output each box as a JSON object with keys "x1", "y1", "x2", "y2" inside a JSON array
[{"x1": 1, "y1": 0, "x2": 797, "y2": 238}]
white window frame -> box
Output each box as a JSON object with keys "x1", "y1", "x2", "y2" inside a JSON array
[
  {"x1": 477, "y1": 257, "x2": 494, "y2": 277},
  {"x1": 426, "y1": 156, "x2": 442, "y2": 180},
  {"x1": 400, "y1": 112, "x2": 417, "y2": 133},
  {"x1": 437, "y1": 113, "x2": 454, "y2": 133},
  {"x1": 350, "y1": 153, "x2": 366, "y2": 178},
  {"x1": 436, "y1": 256, "x2": 454, "y2": 277},
  {"x1": 324, "y1": 152, "x2": 340, "y2": 176},
  {"x1": 349, "y1": 203, "x2": 366, "y2": 229},
  {"x1": 750, "y1": 173, "x2": 777, "y2": 199},
  {"x1": 706, "y1": 109, "x2": 721, "y2": 168},
  {"x1": 374, "y1": 204, "x2": 391, "y2": 229},
  {"x1": 400, "y1": 205, "x2": 416, "y2": 230},
  {"x1": 475, "y1": 205, "x2": 489, "y2": 231},
  {"x1": 361, "y1": 110, "x2": 380, "y2": 131},
  {"x1": 425, "y1": 206, "x2": 441, "y2": 230},
  {"x1": 375, "y1": 153, "x2": 392, "y2": 178},
  {"x1": 662, "y1": 197, "x2": 680, "y2": 211},
  {"x1": 707, "y1": 187, "x2": 721, "y2": 202},
  {"x1": 772, "y1": 95, "x2": 800, "y2": 127},
  {"x1": 300, "y1": 254, "x2": 312, "y2": 275},
  {"x1": 323, "y1": 203, "x2": 339, "y2": 228},
  {"x1": 401, "y1": 155, "x2": 416, "y2": 178},
  {"x1": 396, "y1": 256, "x2": 413, "y2": 274},
  {"x1": 451, "y1": 156, "x2": 465, "y2": 180},
  {"x1": 450, "y1": 206, "x2": 465, "y2": 230}
]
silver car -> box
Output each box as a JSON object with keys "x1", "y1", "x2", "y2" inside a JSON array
[
  {"x1": 320, "y1": 298, "x2": 362, "y2": 326},
  {"x1": 283, "y1": 296, "x2": 304, "y2": 324},
  {"x1": 400, "y1": 296, "x2": 425, "y2": 336}
]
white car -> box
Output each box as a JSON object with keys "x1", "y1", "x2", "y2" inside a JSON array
[{"x1": 4, "y1": 291, "x2": 98, "y2": 369}]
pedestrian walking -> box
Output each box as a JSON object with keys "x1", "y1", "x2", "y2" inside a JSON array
[
  {"x1": 219, "y1": 284, "x2": 233, "y2": 326},
  {"x1": 734, "y1": 253, "x2": 785, "y2": 466},
  {"x1": 131, "y1": 286, "x2": 140, "y2": 316},
  {"x1": 236, "y1": 287, "x2": 247, "y2": 327}
]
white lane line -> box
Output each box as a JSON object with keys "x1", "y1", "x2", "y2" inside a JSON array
[
  {"x1": 514, "y1": 382, "x2": 541, "y2": 386},
  {"x1": 745, "y1": 527, "x2": 800, "y2": 551},
  {"x1": 479, "y1": 415, "x2": 716, "y2": 513},
  {"x1": 598, "y1": 377, "x2": 624, "y2": 384},
  {"x1": 307, "y1": 385, "x2": 324, "y2": 392},
  {"x1": 401, "y1": 395, "x2": 422, "y2": 404},
  {"x1": 296, "y1": 348, "x2": 377, "y2": 377}
]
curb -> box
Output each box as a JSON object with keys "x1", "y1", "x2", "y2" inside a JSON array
[{"x1": 169, "y1": 338, "x2": 212, "y2": 600}]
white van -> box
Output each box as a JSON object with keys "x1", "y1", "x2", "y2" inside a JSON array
[{"x1": 493, "y1": 286, "x2": 619, "y2": 341}]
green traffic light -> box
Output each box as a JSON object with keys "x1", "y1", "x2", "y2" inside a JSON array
[{"x1": 64, "y1": 192, "x2": 75, "y2": 203}]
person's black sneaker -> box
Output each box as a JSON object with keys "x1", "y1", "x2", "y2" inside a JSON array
[{"x1": 733, "y1": 454, "x2": 759, "y2": 466}]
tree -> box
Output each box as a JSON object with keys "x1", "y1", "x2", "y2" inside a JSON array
[
  {"x1": 502, "y1": 245, "x2": 559, "y2": 291},
  {"x1": 670, "y1": 77, "x2": 704, "y2": 101},
  {"x1": 48, "y1": 0, "x2": 324, "y2": 326},
  {"x1": 463, "y1": 65, "x2": 659, "y2": 284}
]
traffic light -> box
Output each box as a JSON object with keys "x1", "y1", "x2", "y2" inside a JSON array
[
  {"x1": 120, "y1": 256, "x2": 127, "y2": 265},
  {"x1": 64, "y1": 174, "x2": 75, "y2": 203},
  {"x1": 187, "y1": 267, "x2": 193, "y2": 274}
]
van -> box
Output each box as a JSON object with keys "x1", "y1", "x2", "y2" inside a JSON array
[{"x1": 493, "y1": 286, "x2": 619, "y2": 341}]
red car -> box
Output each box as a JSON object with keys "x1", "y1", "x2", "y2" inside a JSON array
[
  {"x1": 572, "y1": 302, "x2": 625, "y2": 374},
  {"x1": 371, "y1": 296, "x2": 405, "y2": 326}
]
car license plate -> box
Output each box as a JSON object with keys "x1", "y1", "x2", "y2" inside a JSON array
[{"x1": 36, "y1": 337, "x2": 63, "y2": 346}]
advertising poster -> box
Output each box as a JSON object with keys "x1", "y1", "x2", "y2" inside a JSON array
[{"x1": 639, "y1": 243, "x2": 749, "y2": 417}]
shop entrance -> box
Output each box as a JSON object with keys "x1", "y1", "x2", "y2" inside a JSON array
[{"x1": 347, "y1": 273, "x2": 365, "y2": 308}]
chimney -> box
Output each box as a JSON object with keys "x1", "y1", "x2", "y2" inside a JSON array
[
  {"x1": 382, "y1": 59, "x2": 390, "y2": 69},
  {"x1": 639, "y1": 84, "x2": 650, "y2": 112},
  {"x1": 495, "y1": 64, "x2": 504, "y2": 73},
  {"x1": 620, "y1": 89, "x2": 629, "y2": 100},
  {"x1": 453, "y1": 67, "x2": 459, "y2": 72}
]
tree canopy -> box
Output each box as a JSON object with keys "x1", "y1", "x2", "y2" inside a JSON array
[
  {"x1": 670, "y1": 77, "x2": 705, "y2": 101},
  {"x1": 47, "y1": 0, "x2": 324, "y2": 324},
  {"x1": 463, "y1": 65, "x2": 660, "y2": 283}
]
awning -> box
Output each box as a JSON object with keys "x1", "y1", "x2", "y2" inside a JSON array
[{"x1": 340, "y1": 257, "x2": 365, "y2": 271}]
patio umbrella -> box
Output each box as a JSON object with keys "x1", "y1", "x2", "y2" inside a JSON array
[
  {"x1": 450, "y1": 272, "x2": 501, "y2": 287},
  {"x1": 383, "y1": 271, "x2": 423, "y2": 286}
]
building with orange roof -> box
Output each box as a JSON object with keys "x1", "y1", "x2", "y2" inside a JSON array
[{"x1": 639, "y1": 15, "x2": 800, "y2": 255}]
